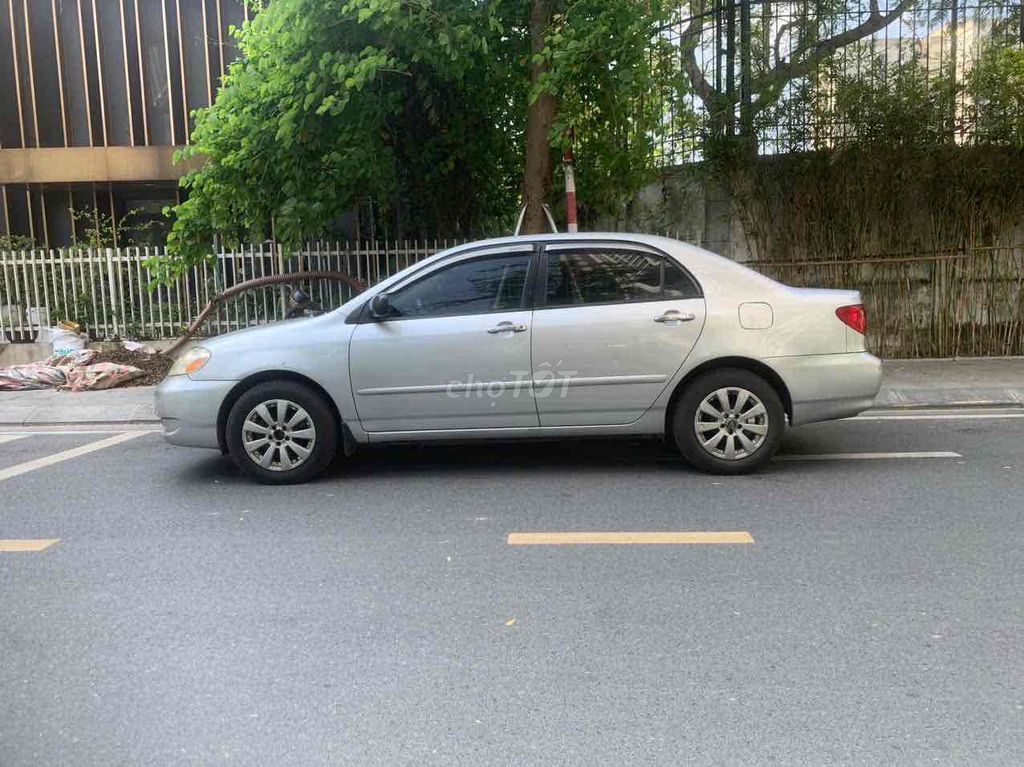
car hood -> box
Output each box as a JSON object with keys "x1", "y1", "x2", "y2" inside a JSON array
[{"x1": 198, "y1": 313, "x2": 335, "y2": 352}]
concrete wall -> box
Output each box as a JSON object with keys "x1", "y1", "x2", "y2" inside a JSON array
[{"x1": 606, "y1": 167, "x2": 754, "y2": 263}]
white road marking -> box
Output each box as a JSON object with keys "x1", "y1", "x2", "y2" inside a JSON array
[
  {"x1": 0, "y1": 434, "x2": 29, "y2": 445},
  {"x1": 776, "y1": 450, "x2": 961, "y2": 462},
  {"x1": 0, "y1": 431, "x2": 149, "y2": 482},
  {"x1": 852, "y1": 413, "x2": 1024, "y2": 421}
]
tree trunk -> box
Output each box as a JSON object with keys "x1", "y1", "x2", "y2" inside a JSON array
[{"x1": 521, "y1": 0, "x2": 557, "y2": 235}]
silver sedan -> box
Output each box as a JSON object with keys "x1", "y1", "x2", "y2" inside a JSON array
[{"x1": 156, "y1": 234, "x2": 882, "y2": 483}]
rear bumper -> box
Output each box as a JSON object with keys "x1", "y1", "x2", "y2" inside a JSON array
[
  {"x1": 767, "y1": 352, "x2": 882, "y2": 426},
  {"x1": 154, "y1": 376, "x2": 237, "y2": 449}
]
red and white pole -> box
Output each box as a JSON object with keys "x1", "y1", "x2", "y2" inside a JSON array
[{"x1": 562, "y1": 131, "x2": 578, "y2": 233}]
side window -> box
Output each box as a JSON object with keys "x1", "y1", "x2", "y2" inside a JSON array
[
  {"x1": 385, "y1": 253, "x2": 531, "y2": 319},
  {"x1": 545, "y1": 250, "x2": 700, "y2": 307},
  {"x1": 663, "y1": 260, "x2": 702, "y2": 300}
]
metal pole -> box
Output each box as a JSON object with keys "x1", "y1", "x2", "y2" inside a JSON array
[
  {"x1": 513, "y1": 205, "x2": 528, "y2": 236},
  {"x1": 739, "y1": 0, "x2": 752, "y2": 139},
  {"x1": 725, "y1": 0, "x2": 736, "y2": 137},
  {"x1": 562, "y1": 130, "x2": 578, "y2": 233},
  {"x1": 105, "y1": 247, "x2": 119, "y2": 337}
]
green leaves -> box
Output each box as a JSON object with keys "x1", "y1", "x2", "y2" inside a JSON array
[
  {"x1": 535, "y1": 0, "x2": 688, "y2": 218},
  {"x1": 163, "y1": 0, "x2": 519, "y2": 274},
  {"x1": 162, "y1": 0, "x2": 689, "y2": 276},
  {"x1": 966, "y1": 45, "x2": 1024, "y2": 146}
]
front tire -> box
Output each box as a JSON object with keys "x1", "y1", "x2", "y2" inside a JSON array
[
  {"x1": 672, "y1": 368, "x2": 784, "y2": 475},
  {"x1": 226, "y1": 381, "x2": 338, "y2": 484}
]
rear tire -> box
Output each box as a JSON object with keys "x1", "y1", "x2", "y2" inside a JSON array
[
  {"x1": 672, "y1": 368, "x2": 784, "y2": 475},
  {"x1": 226, "y1": 381, "x2": 338, "y2": 484}
]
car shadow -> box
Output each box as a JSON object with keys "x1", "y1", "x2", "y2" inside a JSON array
[
  {"x1": 173, "y1": 435, "x2": 812, "y2": 484},
  {"x1": 325, "y1": 436, "x2": 798, "y2": 480}
]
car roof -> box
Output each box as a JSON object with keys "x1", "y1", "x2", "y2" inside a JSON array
[
  {"x1": 337, "y1": 232, "x2": 777, "y2": 316},
  {"x1": 444, "y1": 232, "x2": 765, "y2": 282}
]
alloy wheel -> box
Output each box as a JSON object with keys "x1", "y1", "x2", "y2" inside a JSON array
[
  {"x1": 692, "y1": 387, "x2": 769, "y2": 461},
  {"x1": 241, "y1": 399, "x2": 317, "y2": 472}
]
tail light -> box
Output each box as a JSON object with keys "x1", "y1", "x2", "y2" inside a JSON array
[{"x1": 836, "y1": 304, "x2": 867, "y2": 335}]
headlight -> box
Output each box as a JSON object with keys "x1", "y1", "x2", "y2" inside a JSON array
[{"x1": 168, "y1": 346, "x2": 212, "y2": 376}]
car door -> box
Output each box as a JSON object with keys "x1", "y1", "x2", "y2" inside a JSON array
[
  {"x1": 348, "y1": 246, "x2": 539, "y2": 433},
  {"x1": 531, "y1": 244, "x2": 706, "y2": 426}
]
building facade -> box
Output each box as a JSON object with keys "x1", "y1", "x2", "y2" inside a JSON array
[{"x1": 0, "y1": 0, "x2": 245, "y2": 246}]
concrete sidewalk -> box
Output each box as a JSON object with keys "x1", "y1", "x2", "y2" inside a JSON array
[
  {"x1": 0, "y1": 385, "x2": 157, "y2": 427},
  {"x1": 874, "y1": 358, "x2": 1024, "y2": 408},
  {"x1": 0, "y1": 358, "x2": 1021, "y2": 427}
]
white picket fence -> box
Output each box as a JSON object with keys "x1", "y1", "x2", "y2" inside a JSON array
[{"x1": 0, "y1": 240, "x2": 459, "y2": 342}]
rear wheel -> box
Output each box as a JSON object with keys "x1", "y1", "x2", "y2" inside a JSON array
[
  {"x1": 226, "y1": 381, "x2": 338, "y2": 484},
  {"x1": 672, "y1": 368, "x2": 784, "y2": 475}
]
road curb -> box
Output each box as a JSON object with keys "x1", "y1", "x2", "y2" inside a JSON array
[
  {"x1": 0, "y1": 419, "x2": 161, "y2": 428},
  {"x1": 869, "y1": 400, "x2": 1024, "y2": 412}
]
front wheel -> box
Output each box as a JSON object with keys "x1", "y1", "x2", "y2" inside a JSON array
[
  {"x1": 226, "y1": 381, "x2": 338, "y2": 484},
  {"x1": 672, "y1": 368, "x2": 785, "y2": 475}
]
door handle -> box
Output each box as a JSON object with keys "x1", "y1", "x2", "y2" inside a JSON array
[
  {"x1": 487, "y1": 322, "x2": 528, "y2": 334},
  {"x1": 654, "y1": 311, "x2": 696, "y2": 323}
]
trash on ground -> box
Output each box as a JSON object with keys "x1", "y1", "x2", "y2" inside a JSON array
[
  {"x1": 122, "y1": 339, "x2": 158, "y2": 355},
  {"x1": 36, "y1": 322, "x2": 89, "y2": 356},
  {"x1": 0, "y1": 347, "x2": 170, "y2": 391}
]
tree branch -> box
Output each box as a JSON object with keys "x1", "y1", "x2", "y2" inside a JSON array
[
  {"x1": 679, "y1": 2, "x2": 718, "y2": 106},
  {"x1": 751, "y1": 0, "x2": 913, "y2": 113}
]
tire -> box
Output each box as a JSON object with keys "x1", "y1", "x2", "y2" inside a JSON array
[
  {"x1": 672, "y1": 368, "x2": 785, "y2": 475},
  {"x1": 225, "y1": 380, "x2": 339, "y2": 484}
]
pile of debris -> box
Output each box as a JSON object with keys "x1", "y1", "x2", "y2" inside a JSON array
[
  {"x1": 0, "y1": 323, "x2": 172, "y2": 391},
  {"x1": 92, "y1": 345, "x2": 173, "y2": 386}
]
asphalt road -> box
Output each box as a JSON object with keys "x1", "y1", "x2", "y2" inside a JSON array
[{"x1": 1, "y1": 411, "x2": 1022, "y2": 766}]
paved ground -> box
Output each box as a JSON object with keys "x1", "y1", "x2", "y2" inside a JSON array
[
  {"x1": 1, "y1": 409, "x2": 1022, "y2": 765},
  {"x1": 0, "y1": 386, "x2": 158, "y2": 426},
  {"x1": 877, "y1": 357, "x2": 1024, "y2": 407}
]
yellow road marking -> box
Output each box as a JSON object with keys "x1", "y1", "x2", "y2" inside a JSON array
[
  {"x1": 0, "y1": 539, "x2": 59, "y2": 552},
  {"x1": 507, "y1": 531, "x2": 754, "y2": 545},
  {"x1": 0, "y1": 431, "x2": 148, "y2": 482}
]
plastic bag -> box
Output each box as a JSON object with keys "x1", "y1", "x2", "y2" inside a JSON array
[{"x1": 49, "y1": 328, "x2": 88, "y2": 356}]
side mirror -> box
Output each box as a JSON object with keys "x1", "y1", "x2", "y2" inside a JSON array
[{"x1": 369, "y1": 292, "x2": 391, "y2": 319}]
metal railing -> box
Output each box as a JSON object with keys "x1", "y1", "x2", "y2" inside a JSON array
[
  {"x1": 657, "y1": 0, "x2": 1024, "y2": 163},
  {"x1": 759, "y1": 247, "x2": 1024, "y2": 358},
  {"x1": 0, "y1": 241, "x2": 459, "y2": 343},
  {"x1": 2, "y1": 240, "x2": 1022, "y2": 358}
]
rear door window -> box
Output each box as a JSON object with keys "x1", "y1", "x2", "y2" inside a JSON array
[{"x1": 544, "y1": 250, "x2": 700, "y2": 307}]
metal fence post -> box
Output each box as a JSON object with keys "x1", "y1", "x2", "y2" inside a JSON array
[
  {"x1": 276, "y1": 242, "x2": 288, "y2": 318},
  {"x1": 103, "y1": 247, "x2": 119, "y2": 338}
]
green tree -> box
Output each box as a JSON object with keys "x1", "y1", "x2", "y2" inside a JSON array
[
  {"x1": 966, "y1": 45, "x2": 1024, "y2": 145},
  {"x1": 162, "y1": 0, "x2": 684, "y2": 273},
  {"x1": 529, "y1": 0, "x2": 685, "y2": 228},
  {"x1": 164, "y1": 0, "x2": 517, "y2": 274},
  {"x1": 679, "y1": 0, "x2": 914, "y2": 143}
]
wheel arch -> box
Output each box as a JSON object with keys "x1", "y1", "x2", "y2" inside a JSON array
[
  {"x1": 216, "y1": 370, "x2": 345, "y2": 453},
  {"x1": 664, "y1": 356, "x2": 793, "y2": 437}
]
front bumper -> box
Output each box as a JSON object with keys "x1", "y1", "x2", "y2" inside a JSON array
[
  {"x1": 154, "y1": 375, "x2": 238, "y2": 449},
  {"x1": 767, "y1": 351, "x2": 882, "y2": 426}
]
